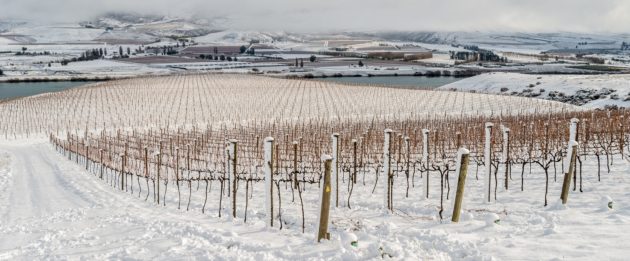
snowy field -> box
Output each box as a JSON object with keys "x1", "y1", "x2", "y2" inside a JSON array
[
  {"x1": 1, "y1": 139, "x2": 629, "y2": 260},
  {"x1": 439, "y1": 72, "x2": 630, "y2": 108}
]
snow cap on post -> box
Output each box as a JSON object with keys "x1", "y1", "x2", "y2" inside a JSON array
[
  {"x1": 384, "y1": 129, "x2": 393, "y2": 134},
  {"x1": 321, "y1": 154, "x2": 333, "y2": 161},
  {"x1": 228, "y1": 139, "x2": 238, "y2": 143},
  {"x1": 352, "y1": 139, "x2": 357, "y2": 143},
  {"x1": 332, "y1": 133, "x2": 340, "y2": 137},
  {"x1": 458, "y1": 147, "x2": 470, "y2": 155},
  {"x1": 485, "y1": 122, "x2": 494, "y2": 128},
  {"x1": 264, "y1": 137, "x2": 274, "y2": 142},
  {"x1": 422, "y1": 129, "x2": 429, "y2": 134},
  {"x1": 571, "y1": 118, "x2": 580, "y2": 124},
  {"x1": 293, "y1": 141, "x2": 299, "y2": 145}
]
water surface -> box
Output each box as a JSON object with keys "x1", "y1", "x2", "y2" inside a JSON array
[{"x1": 0, "y1": 81, "x2": 94, "y2": 100}]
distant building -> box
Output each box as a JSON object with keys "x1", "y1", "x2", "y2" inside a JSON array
[
  {"x1": 180, "y1": 46, "x2": 243, "y2": 57},
  {"x1": 357, "y1": 46, "x2": 433, "y2": 60}
]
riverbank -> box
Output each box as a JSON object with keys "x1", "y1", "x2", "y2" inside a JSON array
[{"x1": 0, "y1": 75, "x2": 127, "y2": 83}]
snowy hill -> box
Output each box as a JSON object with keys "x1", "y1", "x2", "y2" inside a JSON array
[
  {"x1": 360, "y1": 31, "x2": 630, "y2": 54},
  {"x1": 82, "y1": 12, "x2": 219, "y2": 38},
  {"x1": 439, "y1": 72, "x2": 630, "y2": 108}
]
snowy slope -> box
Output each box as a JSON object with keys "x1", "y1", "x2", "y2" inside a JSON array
[
  {"x1": 1, "y1": 140, "x2": 630, "y2": 260},
  {"x1": 439, "y1": 72, "x2": 630, "y2": 108},
  {"x1": 4, "y1": 25, "x2": 103, "y2": 43}
]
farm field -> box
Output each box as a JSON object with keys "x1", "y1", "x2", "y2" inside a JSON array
[{"x1": 1, "y1": 73, "x2": 629, "y2": 260}]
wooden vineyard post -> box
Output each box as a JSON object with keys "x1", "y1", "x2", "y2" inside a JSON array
[
  {"x1": 503, "y1": 128, "x2": 510, "y2": 190},
  {"x1": 99, "y1": 149, "x2": 104, "y2": 179},
  {"x1": 122, "y1": 142, "x2": 128, "y2": 191},
  {"x1": 85, "y1": 143, "x2": 89, "y2": 170},
  {"x1": 452, "y1": 148, "x2": 470, "y2": 223},
  {"x1": 485, "y1": 122, "x2": 494, "y2": 203},
  {"x1": 264, "y1": 137, "x2": 274, "y2": 227},
  {"x1": 383, "y1": 129, "x2": 393, "y2": 211},
  {"x1": 422, "y1": 129, "x2": 430, "y2": 199},
  {"x1": 120, "y1": 152, "x2": 125, "y2": 191},
  {"x1": 352, "y1": 139, "x2": 358, "y2": 184},
  {"x1": 144, "y1": 147, "x2": 148, "y2": 182},
  {"x1": 404, "y1": 136, "x2": 410, "y2": 198},
  {"x1": 569, "y1": 118, "x2": 579, "y2": 143},
  {"x1": 293, "y1": 141, "x2": 299, "y2": 189},
  {"x1": 561, "y1": 141, "x2": 579, "y2": 204},
  {"x1": 331, "y1": 133, "x2": 340, "y2": 208},
  {"x1": 156, "y1": 146, "x2": 161, "y2": 205},
  {"x1": 228, "y1": 139, "x2": 238, "y2": 218},
  {"x1": 317, "y1": 155, "x2": 333, "y2": 242},
  {"x1": 569, "y1": 118, "x2": 579, "y2": 189}
]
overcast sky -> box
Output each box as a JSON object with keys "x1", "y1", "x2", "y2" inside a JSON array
[{"x1": 2, "y1": 0, "x2": 628, "y2": 32}]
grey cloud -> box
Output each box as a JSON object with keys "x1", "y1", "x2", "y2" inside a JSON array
[{"x1": 1, "y1": 0, "x2": 627, "y2": 32}]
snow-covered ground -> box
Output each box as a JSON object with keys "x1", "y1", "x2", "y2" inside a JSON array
[
  {"x1": 1, "y1": 139, "x2": 630, "y2": 260},
  {"x1": 439, "y1": 72, "x2": 630, "y2": 108}
]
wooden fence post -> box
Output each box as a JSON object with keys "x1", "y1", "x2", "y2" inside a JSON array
[
  {"x1": 317, "y1": 155, "x2": 333, "y2": 242},
  {"x1": 561, "y1": 141, "x2": 579, "y2": 204},
  {"x1": 452, "y1": 148, "x2": 470, "y2": 222},
  {"x1": 264, "y1": 137, "x2": 274, "y2": 227}
]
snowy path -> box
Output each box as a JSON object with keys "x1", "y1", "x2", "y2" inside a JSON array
[
  {"x1": 2, "y1": 140, "x2": 630, "y2": 260},
  {"x1": 0, "y1": 142, "x2": 326, "y2": 260}
]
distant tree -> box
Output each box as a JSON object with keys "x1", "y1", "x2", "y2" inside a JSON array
[
  {"x1": 127, "y1": 47, "x2": 131, "y2": 55},
  {"x1": 220, "y1": 55, "x2": 226, "y2": 61},
  {"x1": 207, "y1": 54, "x2": 213, "y2": 60},
  {"x1": 199, "y1": 54, "x2": 206, "y2": 59},
  {"x1": 295, "y1": 58, "x2": 299, "y2": 67},
  {"x1": 234, "y1": 57, "x2": 238, "y2": 61},
  {"x1": 182, "y1": 41, "x2": 186, "y2": 47},
  {"x1": 48, "y1": 62, "x2": 51, "y2": 67},
  {"x1": 119, "y1": 46, "x2": 124, "y2": 56},
  {"x1": 214, "y1": 47, "x2": 218, "y2": 54},
  {"x1": 300, "y1": 58, "x2": 304, "y2": 68},
  {"x1": 309, "y1": 55, "x2": 317, "y2": 62},
  {"x1": 240, "y1": 45, "x2": 247, "y2": 54},
  {"x1": 176, "y1": 42, "x2": 180, "y2": 48},
  {"x1": 227, "y1": 56, "x2": 233, "y2": 61},
  {"x1": 0, "y1": 68, "x2": 3, "y2": 76},
  {"x1": 214, "y1": 56, "x2": 218, "y2": 61},
  {"x1": 358, "y1": 60, "x2": 364, "y2": 67},
  {"x1": 21, "y1": 47, "x2": 27, "y2": 53},
  {"x1": 104, "y1": 49, "x2": 108, "y2": 56}
]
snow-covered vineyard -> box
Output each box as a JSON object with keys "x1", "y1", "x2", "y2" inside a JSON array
[
  {"x1": 0, "y1": 74, "x2": 576, "y2": 138},
  {"x1": 2, "y1": 74, "x2": 630, "y2": 260}
]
